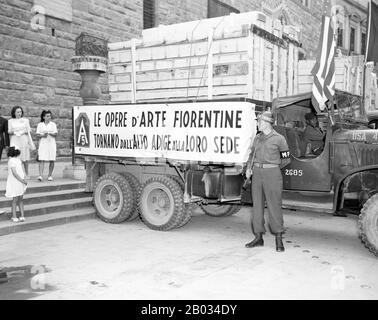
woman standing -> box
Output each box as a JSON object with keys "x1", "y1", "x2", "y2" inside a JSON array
[
  {"x1": 5, "y1": 146, "x2": 27, "y2": 222},
  {"x1": 8, "y1": 106, "x2": 32, "y2": 178},
  {"x1": 36, "y1": 110, "x2": 58, "y2": 181}
]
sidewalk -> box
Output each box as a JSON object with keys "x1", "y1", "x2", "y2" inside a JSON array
[{"x1": 0, "y1": 158, "x2": 92, "y2": 235}]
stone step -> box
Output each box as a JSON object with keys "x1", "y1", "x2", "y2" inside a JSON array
[
  {"x1": 0, "y1": 207, "x2": 97, "y2": 236},
  {"x1": 0, "y1": 180, "x2": 86, "y2": 195},
  {"x1": 0, "y1": 189, "x2": 89, "y2": 209},
  {"x1": 0, "y1": 197, "x2": 94, "y2": 221}
]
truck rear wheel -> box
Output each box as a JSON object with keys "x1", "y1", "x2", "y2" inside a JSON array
[
  {"x1": 94, "y1": 173, "x2": 134, "y2": 223},
  {"x1": 139, "y1": 176, "x2": 185, "y2": 231},
  {"x1": 169, "y1": 175, "x2": 192, "y2": 228},
  {"x1": 121, "y1": 172, "x2": 141, "y2": 221},
  {"x1": 359, "y1": 194, "x2": 378, "y2": 256},
  {"x1": 200, "y1": 204, "x2": 242, "y2": 217}
]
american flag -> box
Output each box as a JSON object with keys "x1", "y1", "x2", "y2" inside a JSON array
[{"x1": 311, "y1": 15, "x2": 336, "y2": 112}]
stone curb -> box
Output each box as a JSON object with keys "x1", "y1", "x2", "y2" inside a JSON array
[{"x1": 0, "y1": 209, "x2": 96, "y2": 236}]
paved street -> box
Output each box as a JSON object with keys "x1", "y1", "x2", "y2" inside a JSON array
[{"x1": 0, "y1": 205, "x2": 377, "y2": 300}]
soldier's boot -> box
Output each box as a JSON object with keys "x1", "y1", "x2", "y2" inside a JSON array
[
  {"x1": 245, "y1": 233, "x2": 264, "y2": 248},
  {"x1": 275, "y1": 233, "x2": 285, "y2": 252}
]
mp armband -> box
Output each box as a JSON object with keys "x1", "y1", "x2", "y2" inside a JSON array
[{"x1": 280, "y1": 151, "x2": 290, "y2": 159}]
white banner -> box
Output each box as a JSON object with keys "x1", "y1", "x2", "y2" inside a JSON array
[{"x1": 73, "y1": 101, "x2": 256, "y2": 164}]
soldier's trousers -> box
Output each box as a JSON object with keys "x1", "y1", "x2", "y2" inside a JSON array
[{"x1": 251, "y1": 167, "x2": 284, "y2": 235}]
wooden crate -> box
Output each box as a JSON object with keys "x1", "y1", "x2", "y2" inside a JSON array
[
  {"x1": 108, "y1": 11, "x2": 300, "y2": 103},
  {"x1": 298, "y1": 56, "x2": 378, "y2": 114},
  {"x1": 365, "y1": 62, "x2": 378, "y2": 114},
  {"x1": 298, "y1": 56, "x2": 366, "y2": 96}
]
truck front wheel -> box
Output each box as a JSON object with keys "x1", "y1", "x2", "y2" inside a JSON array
[
  {"x1": 200, "y1": 204, "x2": 242, "y2": 217},
  {"x1": 94, "y1": 173, "x2": 134, "y2": 223},
  {"x1": 359, "y1": 193, "x2": 378, "y2": 257},
  {"x1": 139, "y1": 176, "x2": 185, "y2": 231}
]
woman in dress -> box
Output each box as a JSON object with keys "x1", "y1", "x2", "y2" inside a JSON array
[
  {"x1": 36, "y1": 110, "x2": 58, "y2": 181},
  {"x1": 8, "y1": 106, "x2": 32, "y2": 178},
  {"x1": 5, "y1": 146, "x2": 28, "y2": 222}
]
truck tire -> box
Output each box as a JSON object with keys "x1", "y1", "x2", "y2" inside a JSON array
[
  {"x1": 121, "y1": 172, "x2": 141, "y2": 221},
  {"x1": 176, "y1": 204, "x2": 193, "y2": 228},
  {"x1": 139, "y1": 176, "x2": 185, "y2": 231},
  {"x1": 359, "y1": 193, "x2": 378, "y2": 257},
  {"x1": 169, "y1": 175, "x2": 192, "y2": 228},
  {"x1": 169, "y1": 174, "x2": 185, "y2": 190},
  {"x1": 200, "y1": 204, "x2": 242, "y2": 217},
  {"x1": 94, "y1": 173, "x2": 134, "y2": 223}
]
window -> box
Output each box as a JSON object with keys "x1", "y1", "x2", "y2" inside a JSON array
[
  {"x1": 361, "y1": 32, "x2": 366, "y2": 55},
  {"x1": 143, "y1": 0, "x2": 156, "y2": 29},
  {"x1": 337, "y1": 24, "x2": 344, "y2": 47},
  {"x1": 280, "y1": 14, "x2": 288, "y2": 26},
  {"x1": 207, "y1": 0, "x2": 239, "y2": 18},
  {"x1": 350, "y1": 27, "x2": 356, "y2": 53}
]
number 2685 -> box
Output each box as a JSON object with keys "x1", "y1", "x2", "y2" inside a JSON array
[{"x1": 285, "y1": 169, "x2": 303, "y2": 176}]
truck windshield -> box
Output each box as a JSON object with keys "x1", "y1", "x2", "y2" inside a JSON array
[{"x1": 334, "y1": 92, "x2": 367, "y2": 123}]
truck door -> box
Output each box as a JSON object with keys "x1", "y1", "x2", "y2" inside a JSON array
[{"x1": 281, "y1": 121, "x2": 332, "y2": 192}]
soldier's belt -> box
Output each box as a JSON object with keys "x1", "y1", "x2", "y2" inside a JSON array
[{"x1": 253, "y1": 163, "x2": 279, "y2": 168}]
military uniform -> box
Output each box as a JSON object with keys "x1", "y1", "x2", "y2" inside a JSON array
[
  {"x1": 246, "y1": 129, "x2": 290, "y2": 235},
  {"x1": 303, "y1": 125, "x2": 325, "y2": 155}
]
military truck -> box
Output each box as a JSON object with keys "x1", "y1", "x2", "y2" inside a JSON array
[
  {"x1": 72, "y1": 10, "x2": 378, "y2": 257},
  {"x1": 73, "y1": 89, "x2": 378, "y2": 257}
]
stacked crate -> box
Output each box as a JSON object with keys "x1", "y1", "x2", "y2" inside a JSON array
[
  {"x1": 298, "y1": 55, "x2": 368, "y2": 96},
  {"x1": 108, "y1": 11, "x2": 300, "y2": 103},
  {"x1": 297, "y1": 55, "x2": 378, "y2": 114}
]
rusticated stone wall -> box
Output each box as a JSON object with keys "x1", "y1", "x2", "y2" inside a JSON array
[{"x1": 0, "y1": 0, "x2": 143, "y2": 155}]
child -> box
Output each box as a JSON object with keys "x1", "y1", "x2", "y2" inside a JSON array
[{"x1": 5, "y1": 146, "x2": 27, "y2": 222}]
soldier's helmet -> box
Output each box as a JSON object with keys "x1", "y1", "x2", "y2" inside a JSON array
[{"x1": 258, "y1": 111, "x2": 275, "y2": 124}]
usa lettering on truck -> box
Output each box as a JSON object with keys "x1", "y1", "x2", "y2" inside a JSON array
[{"x1": 73, "y1": 102, "x2": 256, "y2": 164}]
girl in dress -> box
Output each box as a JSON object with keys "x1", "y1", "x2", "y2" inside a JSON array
[
  {"x1": 8, "y1": 106, "x2": 32, "y2": 179},
  {"x1": 5, "y1": 146, "x2": 28, "y2": 222},
  {"x1": 36, "y1": 110, "x2": 58, "y2": 181}
]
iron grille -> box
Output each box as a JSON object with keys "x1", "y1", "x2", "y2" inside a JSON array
[{"x1": 75, "y1": 33, "x2": 108, "y2": 58}]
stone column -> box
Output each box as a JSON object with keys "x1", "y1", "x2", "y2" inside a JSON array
[
  {"x1": 63, "y1": 56, "x2": 107, "y2": 188},
  {"x1": 71, "y1": 56, "x2": 107, "y2": 105},
  {"x1": 64, "y1": 33, "x2": 108, "y2": 190}
]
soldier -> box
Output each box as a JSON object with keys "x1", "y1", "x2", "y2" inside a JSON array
[
  {"x1": 245, "y1": 111, "x2": 291, "y2": 252},
  {"x1": 303, "y1": 112, "x2": 325, "y2": 156}
]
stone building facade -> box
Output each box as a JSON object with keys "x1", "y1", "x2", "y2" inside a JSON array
[
  {"x1": 0, "y1": 0, "x2": 143, "y2": 155},
  {"x1": 0, "y1": 0, "x2": 368, "y2": 156},
  {"x1": 333, "y1": 0, "x2": 369, "y2": 56}
]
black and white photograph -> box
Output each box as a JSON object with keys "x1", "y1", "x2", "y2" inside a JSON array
[{"x1": 0, "y1": 0, "x2": 378, "y2": 304}]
